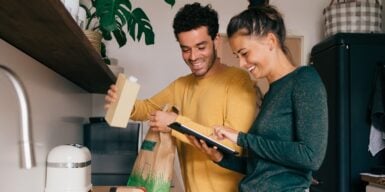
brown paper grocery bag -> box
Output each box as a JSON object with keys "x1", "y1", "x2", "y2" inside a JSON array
[{"x1": 127, "y1": 106, "x2": 176, "y2": 192}]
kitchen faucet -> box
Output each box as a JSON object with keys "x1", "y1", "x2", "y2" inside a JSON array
[{"x1": 0, "y1": 65, "x2": 35, "y2": 169}]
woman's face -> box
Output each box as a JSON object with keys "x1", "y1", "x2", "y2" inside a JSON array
[
  {"x1": 229, "y1": 33, "x2": 272, "y2": 80},
  {"x1": 177, "y1": 26, "x2": 218, "y2": 77}
]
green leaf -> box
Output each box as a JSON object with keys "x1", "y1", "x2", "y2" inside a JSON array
[
  {"x1": 121, "y1": 8, "x2": 135, "y2": 41},
  {"x1": 95, "y1": 0, "x2": 134, "y2": 47},
  {"x1": 113, "y1": 28, "x2": 127, "y2": 47},
  {"x1": 127, "y1": 16, "x2": 136, "y2": 41},
  {"x1": 130, "y1": 8, "x2": 154, "y2": 45},
  {"x1": 79, "y1": 4, "x2": 91, "y2": 18},
  {"x1": 143, "y1": 27, "x2": 155, "y2": 45},
  {"x1": 103, "y1": 57, "x2": 111, "y2": 64},
  {"x1": 90, "y1": 0, "x2": 173, "y2": 47},
  {"x1": 86, "y1": 12, "x2": 98, "y2": 30},
  {"x1": 132, "y1": 7, "x2": 150, "y2": 21},
  {"x1": 101, "y1": 42, "x2": 111, "y2": 65},
  {"x1": 118, "y1": 0, "x2": 132, "y2": 10},
  {"x1": 101, "y1": 28, "x2": 112, "y2": 40},
  {"x1": 116, "y1": 7, "x2": 127, "y2": 27},
  {"x1": 101, "y1": 42, "x2": 106, "y2": 57},
  {"x1": 96, "y1": 0, "x2": 117, "y2": 31},
  {"x1": 90, "y1": 0, "x2": 96, "y2": 8},
  {"x1": 164, "y1": 0, "x2": 175, "y2": 7}
]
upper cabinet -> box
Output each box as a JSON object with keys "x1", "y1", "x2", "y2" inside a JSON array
[{"x1": 0, "y1": 0, "x2": 116, "y2": 93}]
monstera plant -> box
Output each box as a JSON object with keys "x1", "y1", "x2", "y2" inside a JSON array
[{"x1": 81, "y1": 0, "x2": 175, "y2": 63}]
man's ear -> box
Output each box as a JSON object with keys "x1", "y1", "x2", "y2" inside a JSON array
[{"x1": 214, "y1": 33, "x2": 222, "y2": 51}]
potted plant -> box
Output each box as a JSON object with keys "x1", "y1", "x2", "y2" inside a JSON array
[{"x1": 80, "y1": 0, "x2": 175, "y2": 64}]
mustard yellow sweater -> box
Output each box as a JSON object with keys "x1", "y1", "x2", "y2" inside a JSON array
[{"x1": 131, "y1": 66, "x2": 258, "y2": 192}]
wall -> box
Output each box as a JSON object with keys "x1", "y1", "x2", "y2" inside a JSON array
[{"x1": 0, "y1": 39, "x2": 92, "y2": 191}]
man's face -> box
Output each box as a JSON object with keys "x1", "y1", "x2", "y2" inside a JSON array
[{"x1": 177, "y1": 26, "x2": 217, "y2": 77}]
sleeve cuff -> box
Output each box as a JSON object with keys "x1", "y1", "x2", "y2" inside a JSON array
[{"x1": 237, "y1": 132, "x2": 246, "y2": 147}]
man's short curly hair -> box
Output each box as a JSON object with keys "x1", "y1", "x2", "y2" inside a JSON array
[{"x1": 173, "y1": 2, "x2": 219, "y2": 41}]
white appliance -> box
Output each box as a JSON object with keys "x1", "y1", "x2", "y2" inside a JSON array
[{"x1": 45, "y1": 144, "x2": 92, "y2": 192}]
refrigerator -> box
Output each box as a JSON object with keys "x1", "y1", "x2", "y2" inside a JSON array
[{"x1": 309, "y1": 33, "x2": 385, "y2": 192}]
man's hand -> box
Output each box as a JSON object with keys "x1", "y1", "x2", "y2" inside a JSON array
[
  {"x1": 187, "y1": 135, "x2": 223, "y2": 163},
  {"x1": 148, "y1": 110, "x2": 177, "y2": 133},
  {"x1": 104, "y1": 84, "x2": 118, "y2": 110}
]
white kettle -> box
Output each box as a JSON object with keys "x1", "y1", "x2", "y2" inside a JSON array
[{"x1": 45, "y1": 144, "x2": 92, "y2": 192}]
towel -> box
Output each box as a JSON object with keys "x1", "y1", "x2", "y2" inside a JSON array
[
  {"x1": 368, "y1": 63, "x2": 385, "y2": 156},
  {"x1": 369, "y1": 124, "x2": 385, "y2": 156}
]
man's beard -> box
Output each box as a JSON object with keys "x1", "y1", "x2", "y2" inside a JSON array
[{"x1": 205, "y1": 44, "x2": 218, "y2": 74}]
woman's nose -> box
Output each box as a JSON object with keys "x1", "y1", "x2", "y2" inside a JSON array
[{"x1": 239, "y1": 58, "x2": 247, "y2": 69}]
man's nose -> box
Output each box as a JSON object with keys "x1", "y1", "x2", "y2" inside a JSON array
[{"x1": 189, "y1": 48, "x2": 198, "y2": 60}]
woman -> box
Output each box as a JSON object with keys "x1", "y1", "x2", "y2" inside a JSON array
[{"x1": 188, "y1": 5, "x2": 328, "y2": 192}]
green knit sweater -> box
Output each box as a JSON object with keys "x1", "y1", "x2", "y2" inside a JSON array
[{"x1": 218, "y1": 66, "x2": 328, "y2": 192}]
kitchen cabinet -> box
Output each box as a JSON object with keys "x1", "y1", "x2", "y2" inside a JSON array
[{"x1": 0, "y1": 0, "x2": 116, "y2": 93}]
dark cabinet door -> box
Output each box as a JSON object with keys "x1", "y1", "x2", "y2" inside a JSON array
[
  {"x1": 310, "y1": 33, "x2": 385, "y2": 192},
  {"x1": 311, "y1": 43, "x2": 350, "y2": 192},
  {"x1": 84, "y1": 122, "x2": 140, "y2": 185}
]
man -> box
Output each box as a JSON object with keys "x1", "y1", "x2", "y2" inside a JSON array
[{"x1": 105, "y1": 3, "x2": 258, "y2": 192}]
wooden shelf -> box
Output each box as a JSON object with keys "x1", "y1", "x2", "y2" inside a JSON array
[{"x1": 0, "y1": 0, "x2": 116, "y2": 93}]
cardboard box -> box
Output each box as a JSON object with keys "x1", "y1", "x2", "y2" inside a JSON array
[{"x1": 105, "y1": 74, "x2": 140, "y2": 128}]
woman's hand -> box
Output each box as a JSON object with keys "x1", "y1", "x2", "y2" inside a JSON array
[
  {"x1": 187, "y1": 135, "x2": 223, "y2": 163},
  {"x1": 148, "y1": 111, "x2": 177, "y2": 133},
  {"x1": 213, "y1": 125, "x2": 240, "y2": 144},
  {"x1": 104, "y1": 84, "x2": 118, "y2": 110}
]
